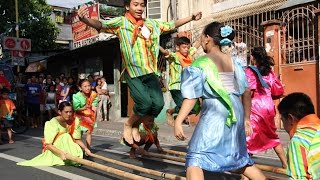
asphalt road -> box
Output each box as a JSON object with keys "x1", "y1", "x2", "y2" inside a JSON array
[{"x1": 0, "y1": 129, "x2": 285, "y2": 180}]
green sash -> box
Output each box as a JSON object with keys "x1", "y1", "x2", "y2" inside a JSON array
[{"x1": 192, "y1": 56, "x2": 236, "y2": 127}]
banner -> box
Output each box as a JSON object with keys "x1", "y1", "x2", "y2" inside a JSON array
[{"x1": 72, "y1": 3, "x2": 100, "y2": 49}]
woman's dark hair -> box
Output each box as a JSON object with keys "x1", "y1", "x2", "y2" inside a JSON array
[
  {"x1": 251, "y1": 47, "x2": 275, "y2": 76},
  {"x1": 78, "y1": 79, "x2": 90, "y2": 87},
  {"x1": 203, "y1": 22, "x2": 235, "y2": 47},
  {"x1": 95, "y1": 78, "x2": 101, "y2": 85},
  {"x1": 58, "y1": 101, "x2": 72, "y2": 111},
  {"x1": 278, "y1": 92, "x2": 315, "y2": 120}
]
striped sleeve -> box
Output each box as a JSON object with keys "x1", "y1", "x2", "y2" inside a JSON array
[
  {"x1": 308, "y1": 130, "x2": 320, "y2": 179},
  {"x1": 100, "y1": 16, "x2": 123, "y2": 34},
  {"x1": 189, "y1": 47, "x2": 197, "y2": 56},
  {"x1": 155, "y1": 20, "x2": 175, "y2": 34},
  {"x1": 287, "y1": 130, "x2": 312, "y2": 180}
]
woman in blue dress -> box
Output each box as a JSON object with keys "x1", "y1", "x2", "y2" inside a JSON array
[{"x1": 174, "y1": 22, "x2": 266, "y2": 179}]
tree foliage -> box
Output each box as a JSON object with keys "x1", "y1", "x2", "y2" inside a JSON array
[{"x1": 0, "y1": 0, "x2": 59, "y2": 52}]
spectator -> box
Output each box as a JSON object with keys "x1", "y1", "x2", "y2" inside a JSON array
[
  {"x1": 45, "y1": 85, "x2": 57, "y2": 120},
  {"x1": 232, "y1": 34, "x2": 248, "y2": 68},
  {"x1": 87, "y1": 75, "x2": 95, "y2": 90},
  {"x1": 59, "y1": 73, "x2": 65, "y2": 81},
  {"x1": 43, "y1": 74, "x2": 55, "y2": 85},
  {"x1": 55, "y1": 77, "x2": 63, "y2": 105},
  {"x1": 278, "y1": 93, "x2": 320, "y2": 179},
  {"x1": 44, "y1": 77, "x2": 55, "y2": 92},
  {"x1": 25, "y1": 75, "x2": 41, "y2": 128},
  {"x1": 96, "y1": 78, "x2": 111, "y2": 121},
  {"x1": 0, "y1": 70, "x2": 11, "y2": 90},
  {"x1": 60, "y1": 77, "x2": 70, "y2": 103},
  {"x1": 68, "y1": 77, "x2": 78, "y2": 103},
  {"x1": 0, "y1": 88, "x2": 16, "y2": 144}
]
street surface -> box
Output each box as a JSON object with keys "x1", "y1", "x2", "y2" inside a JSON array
[{"x1": 0, "y1": 128, "x2": 286, "y2": 180}]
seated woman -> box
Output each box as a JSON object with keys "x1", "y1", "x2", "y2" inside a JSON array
[{"x1": 17, "y1": 101, "x2": 90, "y2": 166}]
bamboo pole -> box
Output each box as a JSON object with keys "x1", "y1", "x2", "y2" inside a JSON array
[
  {"x1": 90, "y1": 153, "x2": 186, "y2": 180},
  {"x1": 147, "y1": 152, "x2": 186, "y2": 163},
  {"x1": 255, "y1": 164, "x2": 286, "y2": 175},
  {"x1": 150, "y1": 151, "x2": 287, "y2": 175},
  {"x1": 65, "y1": 154, "x2": 151, "y2": 180},
  {"x1": 162, "y1": 148, "x2": 187, "y2": 156}
]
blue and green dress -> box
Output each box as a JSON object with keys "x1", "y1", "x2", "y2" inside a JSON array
[{"x1": 182, "y1": 56, "x2": 253, "y2": 171}]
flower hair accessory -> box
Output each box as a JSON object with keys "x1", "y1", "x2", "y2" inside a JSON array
[
  {"x1": 220, "y1": 25, "x2": 233, "y2": 38},
  {"x1": 220, "y1": 38, "x2": 232, "y2": 46}
]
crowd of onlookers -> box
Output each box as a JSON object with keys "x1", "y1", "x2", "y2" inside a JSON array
[{"x1": 0, "y1": 72, "x2": 111, "y2": 129}]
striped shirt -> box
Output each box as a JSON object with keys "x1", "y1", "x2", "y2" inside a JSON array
[
  {"x1": 166, "y1": 47, "x2": 197, "y2": 90},
  {"x1": 287, "y1": 114, "x2": 320, "y2": 180},
  {"x1": 100, "y1": 17, "x2": 175, "y2": 78}
]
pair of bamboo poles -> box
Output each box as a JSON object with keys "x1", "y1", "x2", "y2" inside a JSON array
[{"x1": 65, "y1": 148, "x2": 286, "y2": 180}]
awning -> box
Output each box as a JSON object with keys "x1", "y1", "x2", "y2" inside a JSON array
[
  {"x1": 277, "y1": 0, "x2": 316, "y2": 10},
  {"x1": 25, "y1": 60, "x2": 47, "y2": 73},
  {"x1": 197, "y1": 0, "x2": 287, "y2": 27}
]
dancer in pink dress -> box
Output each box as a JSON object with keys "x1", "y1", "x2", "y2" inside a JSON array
[{"x1": 245, "y1": 47, "x2": 287, "y2": 168}]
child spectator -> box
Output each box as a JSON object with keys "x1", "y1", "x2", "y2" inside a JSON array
[
  {"x1": 0, "y1": 88, "x2": 16, "y2": 144},
  {"x1": 278, "y1": 92, "x2": 320, "y2": 179}
]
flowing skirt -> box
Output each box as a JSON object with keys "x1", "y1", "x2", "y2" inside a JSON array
[
  {"x1": 17, "y1": 134, "x2": 83, "y2": 166},
  {"x1": 186, "y1": 94, "x2": 253, "y2": 172}
]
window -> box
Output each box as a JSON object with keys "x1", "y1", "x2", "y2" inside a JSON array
[{"x1": 147, "y1": 0, "x2": 161, "y2": 19}]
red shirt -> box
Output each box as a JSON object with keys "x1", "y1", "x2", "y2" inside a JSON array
[{"x1": 0, "y1": 76, "x2": 11, "y2": 89}]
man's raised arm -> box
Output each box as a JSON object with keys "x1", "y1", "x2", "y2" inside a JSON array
[{"x1": 174, "y1": 12, "x2": 202, "y2": 29}]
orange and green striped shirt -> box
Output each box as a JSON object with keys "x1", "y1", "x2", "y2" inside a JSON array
[
  {"x1": 166, "y1": 47, "x2": 197, "y2": 90},
  {"x1": 287, "y1": 114, "x2": 320, "y2": 180},
  {"x1": 100, "y1": 17, "x2": 175, "y2": 78}
]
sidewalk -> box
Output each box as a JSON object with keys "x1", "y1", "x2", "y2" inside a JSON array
[{"x1": 93, "y1": 118, "x2": 290, "y2": 159}]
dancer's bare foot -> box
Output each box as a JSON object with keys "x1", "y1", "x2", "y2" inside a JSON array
[
  {"x1": 123, "y1": 122, "x2": 133, "y2": 144},
  {"x1": 166, "y1": 110, "x2": 174, "y2": 127},
  {"x1": 129, "y1": 148, "x2": 136, "y2": 159},
  {"x1": 8, "y1": 140, "x2": 14, "y2": 144},
  {"x1": 132, "y1": 127, "x2": 141, "y2": 142},
  {"x1": 137, "y1": 147, "x2": 149, "y2": 157}
]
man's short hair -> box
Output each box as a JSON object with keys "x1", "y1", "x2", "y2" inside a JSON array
[
  {"x1": 278, "y1": 92, "x2": 315, "y2": 120},
  {"x1": 176, "y1": 36, "x2": 191, "y2": 46},
  {"x1": 124, "y1": 0, "x2": 147, "y2": 6}
]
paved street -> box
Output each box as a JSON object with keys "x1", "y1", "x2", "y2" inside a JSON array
[{"x1": 0, "y1": 124, "x2": 288, "y2": 180}]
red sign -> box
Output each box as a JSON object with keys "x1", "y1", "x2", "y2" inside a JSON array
[
  {"x1": 20, "y1": 39, "x2": 31, "y2": 51},
  {"x1": 3, "y1": 37, "x2": 32, "y2": 51},
  {"x1": 72, "y1": 3, "x2": 100, "y2": 49},
  {"x1": 4, "y1": 38, "x2": 16, "y2": 49},
  {"x1": 11, "y1": 50, "x2": 25, "y2": 57}
]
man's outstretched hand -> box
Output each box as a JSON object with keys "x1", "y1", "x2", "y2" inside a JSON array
[{"x1": 192, "y1": 12, "x2": 202, "y2": 21}]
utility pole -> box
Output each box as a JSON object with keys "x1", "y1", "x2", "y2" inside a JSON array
[{"x1": 15, "y1": 0, "x2": 20, "y2": 72}]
